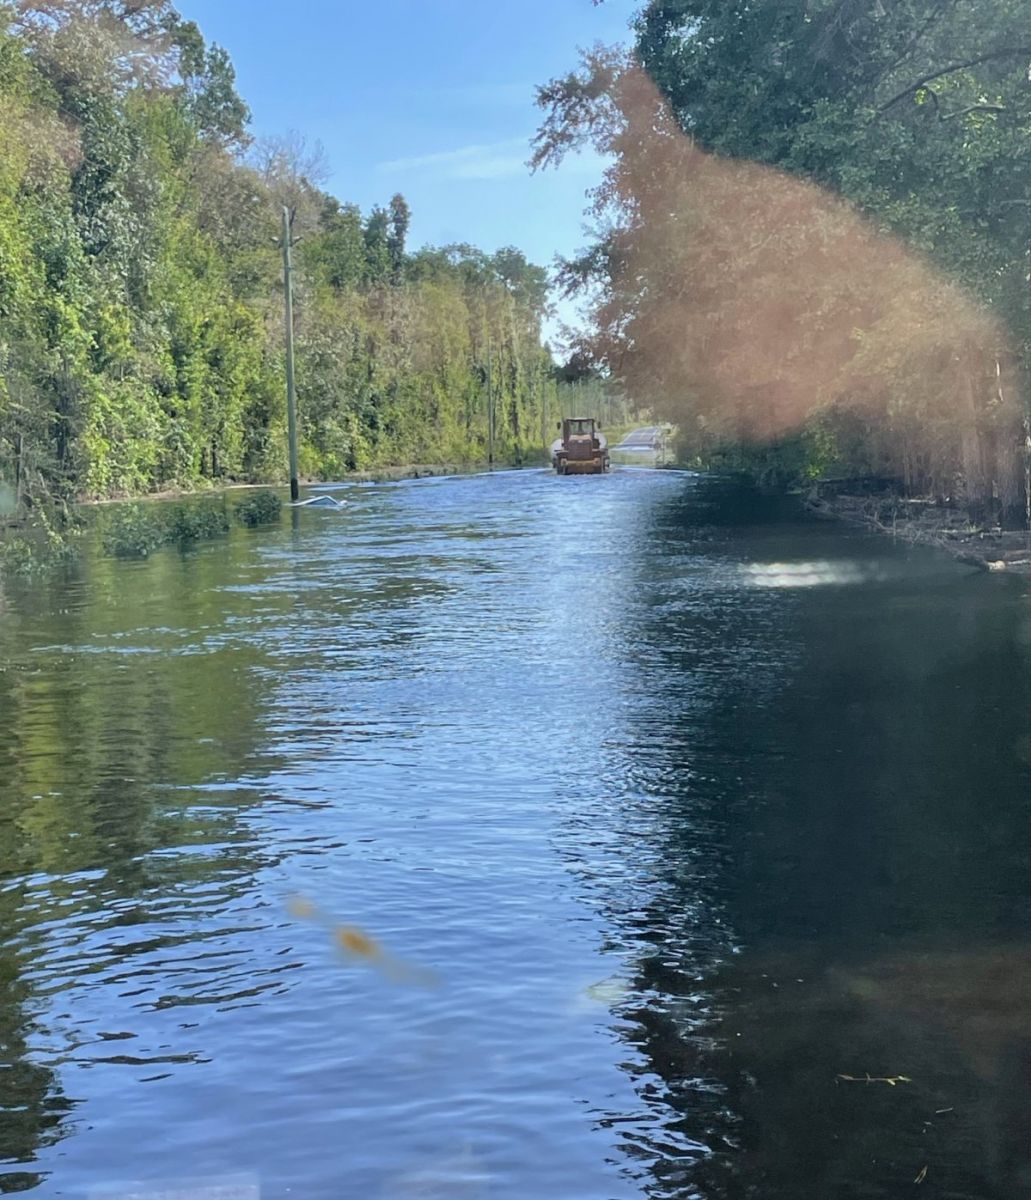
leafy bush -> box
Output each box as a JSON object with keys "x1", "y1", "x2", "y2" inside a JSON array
[
  {"x1": 2, "y1": 537, "x2": 80, "y2": 578},
  {"x1": 167, "y1": 502, "x2": 231, "y2": 545},
  {"x1": 0, "y1": 499, "x2": 82, "y2": 577},
  {"x1": 102, "y1": 505, "x2": 167, "y2": 558},
  {"x1": 0, "y1": 535, "x2": 42, "y2": 577},
  {"x1": 102, "y1": 500, "x2": 230, "y2": 558},
  {"x1": 235, "y1": 490, "x2": 282, "y2": 527}
]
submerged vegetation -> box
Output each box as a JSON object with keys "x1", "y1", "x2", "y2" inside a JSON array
[
  {"x1": 99, "y1": 491, "x2": 284, "y2": 558},
  {"x1": 0, "y1": 0, "x2": 584, "y2": 539},
  {"x1": 101, "y1": 498, "x2": 231, "y2": 557},
  {"x1": 235, "y1": 489, "x2": 282, "y2": 527}
]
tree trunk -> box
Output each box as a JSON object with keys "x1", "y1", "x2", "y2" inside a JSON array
[
  {"x1": 994, "y1": 358, "x2": 1027, "y2": 530},
  {"x1": 994, "y1": 423, "x2": 1025, "y2": 530},
  {"x1": 960, "y1": 365, "x2": 990, "y2": 523}
]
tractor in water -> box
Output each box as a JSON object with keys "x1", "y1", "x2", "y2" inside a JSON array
[{"x1": 551, "y1": 417, "x2": 610, "y2": 475}]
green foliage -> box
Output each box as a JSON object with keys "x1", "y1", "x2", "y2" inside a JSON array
[
  {"x1": 362, "y1": 205, "x2": 392, "y2": 287},
  {"x1": 0, "y1": 497, "x2": 82, "y2": 577},
  {"x1": 535, "y1": 1, "x2": 1031, "y2": 515},
  {"x1": 689, "y1": 426, "x2": 843, "y2": 489},
  {"x1": 166, "y1": 500, "x2": 230, "y2": 545},
  {"x1": 0, "y1": 534, "x2": 41, "y2": 577},
  {"x1": 0, "y1": 528, "x2": 78, "y2": 577},
  {"x1": 101, "y1": 498, "x2": 229, "y2": 557},
  {"x1": 304, "y1": 200, "x2": 365, "y2": 291},
  {"x1": 235, "y1": 489, "x2": 282, "y2": 527},
  {"x1": 101, "y1": 504, "x2": 167, "y2": 558},
  {"x1": 633, "y1": 0, "x2": 1031, "y2": 326},
  {"x1": 387, "y1": 192, "x2": 410, "y2": 281},
  {"x1": 0, "y1": 1, "x2": 580, "y2": 526}
]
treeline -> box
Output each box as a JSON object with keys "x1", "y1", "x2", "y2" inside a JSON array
[
  {"x1": 537, "y1": 1, "x2": 1031, "y2": 524},
  {"x1": 0, "y1": 1, "x2": 570, "y2": 512}
]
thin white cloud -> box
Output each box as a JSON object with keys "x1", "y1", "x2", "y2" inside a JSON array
[
  {"x1": 452, "y1": 154, "x2": 529, "y2": 180},
  {"x1": 378, "y1": 136, "x2": 531, "y2": 181},
  {"x1": 376, "y1": 81, "x2": 535, "y2": 108},
  {"x1": 378, "y1": 137, "x2": 610, "y2": 183},
  {"x1": 437, "y1": 82, "x2": 535, "y2": 107}
]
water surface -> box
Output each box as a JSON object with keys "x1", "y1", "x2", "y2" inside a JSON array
[{"x1": 1, "y1": 469, "x2": 1030, "y2": 1199}]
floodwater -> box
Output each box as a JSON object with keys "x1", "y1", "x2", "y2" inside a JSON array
[{"x1": 2, "y1": 469, "x2": 1031, "y2": 1200}]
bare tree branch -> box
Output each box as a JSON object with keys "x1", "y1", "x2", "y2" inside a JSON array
[
  {"x1": 878, "y1": 46, "x2": 1031, "y2": 113},
  {"x1": 941, "y1": 103, "x2": 1006, "y2": 120},
  {"x1": 873, "y1": 0, "x2": 956, "y2": 86}
]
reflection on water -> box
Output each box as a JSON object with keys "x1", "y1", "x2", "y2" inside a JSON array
[
  {"x1": 742, "y1": 559, "x2": 886, "y2": 588},
  {"x1": 0, "y1": 470, "x2": 1029, "y2": 1198}
]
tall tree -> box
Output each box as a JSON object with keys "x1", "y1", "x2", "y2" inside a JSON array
[
  {"x1": 168, "y1": 17, "x2": 250, "y2": 147},
  {"x1": 363, "y1": 204, "x2": 392, "y2": 286},
  {"x1": 0, "y1": 0, "x2": 585, "y2": 518},
  {"x1": 535, "y1": 1, "x2": 1031, "y2": 522},
  {"x1": 386, "y1": 192, "x2": 410, "y2": 281}
]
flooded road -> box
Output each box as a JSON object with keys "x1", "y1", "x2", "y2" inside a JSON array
[{"x1": 2, "y1": 469, "x2": 1031, "y2": 1199}]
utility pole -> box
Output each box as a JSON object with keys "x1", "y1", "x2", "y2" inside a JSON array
[
  {"x1": 486, "y1": 339, "x2": 495, "y2": 470},
  {"x1": 538, "y1": 363, "x2": 551, "y2": 455},
  {"x1": 281, "y1": 206, "x2": 300, "y2": 503}
]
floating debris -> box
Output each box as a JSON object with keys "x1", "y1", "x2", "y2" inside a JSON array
[
  {"x1": 290, "y1": 494, "x2": 350, "y2": 508},
  {"x1": 287, "y1": 895, "x2": 437, "y2": 987},
  {"x1": 835, "y1": 1073, "x2": 912, "y2": 1086}
]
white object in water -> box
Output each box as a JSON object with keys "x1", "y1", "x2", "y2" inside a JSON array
[{"x1": 289, "y1": 495, "x2": 347, "y2": 509}]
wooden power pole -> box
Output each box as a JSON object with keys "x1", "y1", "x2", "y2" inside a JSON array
[{"x1": 281, "y1": 206, "x2": 300, "y2": 503}]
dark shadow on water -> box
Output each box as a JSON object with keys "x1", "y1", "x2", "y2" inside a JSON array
[{"x1": 580, "y1": 477, "x2": 1031, "y2": 1199}]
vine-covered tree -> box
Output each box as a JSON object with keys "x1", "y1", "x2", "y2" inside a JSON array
[
  {"x1": 386, "y1": 192, "x2": 410, "y2": 281},
  {"x1": 0, "y1": 1, "x2": 576, "y2": 513}
]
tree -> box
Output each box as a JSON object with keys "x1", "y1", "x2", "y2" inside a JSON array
[
  {"x1": 305, "y1": 198, "x2": 365, "y2": 291},
  {"x1": 0, "y1": 0, "x2": 578, "y2": 519},
  {"x1": 169, "y1": 18, "x2": 250, "y2": 147},
  {"x1": 491, "y1": 246, "x2": 550, "y2": 331},
  {"x1": 386, "y1": 192, "x2": 410, "y2": 281},
  {"x1": 535, "y1": 2, "x2": 1031, "y2": 523},
  {"x1": 633, "y1": 0, "x2": 1031, "y2": 312},
  {"x1": 251, "y1": 131, "x2": 328, "y2": 229},
  {"x1": 363, "y1": 204, "x2": 391, "y2": 286}
]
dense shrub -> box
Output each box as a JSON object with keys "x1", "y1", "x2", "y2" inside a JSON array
[
  {"x1": 235, "y1": 490, "x2": 282, "y2": 527},
  {"x1": 167, "y1": 502, "x2": 231, "y2": 545},
  {"x1": 102, "y1": 500, "x2": 229, "y2": 558},
  {"x1": 101, "y1": 505, "x2": 168, "y2": 559}
]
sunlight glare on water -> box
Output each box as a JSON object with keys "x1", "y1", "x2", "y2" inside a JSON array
[{"x1": 742, "y1": 559, "x2": 886, "y2": 588}]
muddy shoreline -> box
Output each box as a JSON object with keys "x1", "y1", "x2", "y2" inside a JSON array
[{"x1": 805, "y1": 486, "x2": 1031, "y2": 572}]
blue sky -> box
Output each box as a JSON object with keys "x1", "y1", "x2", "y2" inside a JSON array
[{"x1": 176, "y1": 0, "x2": 639, "y2": 339}]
